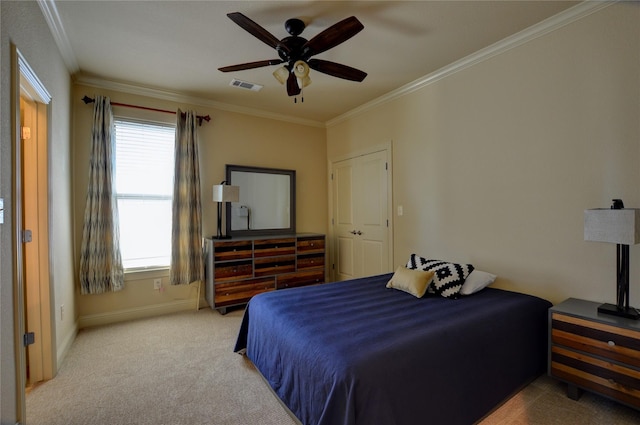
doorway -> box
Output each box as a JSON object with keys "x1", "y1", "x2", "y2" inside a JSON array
[
  {"x1": 330, "y1": 146, "x2": 393, "y2": 281},
  {"x1": 20, "y1": 95, "x2": 53, "y2": 388},
  {"x1": 13, "y1": 46, "x2": 54, "y2": 422}
]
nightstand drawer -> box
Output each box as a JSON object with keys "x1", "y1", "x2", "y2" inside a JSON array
[
  {"x1": 551, "y1": 313, "x2": 640, "y2": 367},
  {"x1": 551, "y1": 345, "x2": 640, "y2": 408}
]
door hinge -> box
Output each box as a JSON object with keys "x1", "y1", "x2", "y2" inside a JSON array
[
  {"x1": 22, "y1": 229, "x2": 32, "y2": 243},
  {"x1": 386, "y1": 219, "x2": 389, "y2": 227},
  {"x1": 385, "y1": 162, "x2": 388, "y2": 170},
  {"x1": 23, "y1": 332, "x2": 35, "y2": 347}
]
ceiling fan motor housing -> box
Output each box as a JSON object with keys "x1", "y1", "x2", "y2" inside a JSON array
[{"x1": 284, "y1": 18, "x2": 305, "y2": 36}]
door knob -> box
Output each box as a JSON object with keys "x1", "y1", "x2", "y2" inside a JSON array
[
  {"x1": 350, "y1": 230, "x2": 357, "y2": 235},
  {"x1": 356, "y1": 231, "x2": 362, "y2": 235}
]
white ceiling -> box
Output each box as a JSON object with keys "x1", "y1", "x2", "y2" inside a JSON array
[{"x1": 46, "y1": 1, "x2": 580, "y2": 125}]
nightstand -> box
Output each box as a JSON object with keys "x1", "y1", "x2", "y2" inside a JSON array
[{"x1": 549, "y1": 298, "x2": 640, "y2": 410}]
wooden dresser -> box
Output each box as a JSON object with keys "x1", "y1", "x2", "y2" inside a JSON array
[
  {"x1": 549, "y1": 298, "x2": 640, "y2": 410},
  {"x1": 204, "y1": 234, "x2": 325, "y2": 314}
]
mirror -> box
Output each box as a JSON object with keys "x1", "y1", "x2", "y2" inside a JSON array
[{"x1": 225, "y1": 164, "x2": 296, "y2": 236}]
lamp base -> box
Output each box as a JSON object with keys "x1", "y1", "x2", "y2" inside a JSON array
[{"x1": 597, "y1": 303, "x2": 640, "y2": 320}]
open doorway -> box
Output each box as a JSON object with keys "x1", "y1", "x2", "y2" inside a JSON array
[{"x1": 13, "y1": 45, "x2": 54, "y2": 421}]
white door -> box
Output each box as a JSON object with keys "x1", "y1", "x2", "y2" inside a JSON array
[{"x1": 332, "y1": 150, "x2": 391, "y2": 280}]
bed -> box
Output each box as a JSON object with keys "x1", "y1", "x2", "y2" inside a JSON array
[{"x1": 235, "y1": 272, "x2": 551, "y2": 425}]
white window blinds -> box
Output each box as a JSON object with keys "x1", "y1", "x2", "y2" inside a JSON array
[{"x1": 114, "y1": 118, "x2": 175, "y2": 269}]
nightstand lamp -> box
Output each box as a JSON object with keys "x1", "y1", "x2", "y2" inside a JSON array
[
  {"x1": 213, "y1": 181, "x2": 239, "y2": 239},
  {"x1": 584, "y1": 199, "x2": 640, "y2": 319}
]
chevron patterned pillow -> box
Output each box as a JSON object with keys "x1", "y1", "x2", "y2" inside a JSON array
[{"x1": 406, "y1": 254, "x2": 474, "y2": 299}]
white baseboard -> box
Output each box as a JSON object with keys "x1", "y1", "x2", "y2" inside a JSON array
[
  {"x1": 57, "y1": 320, "x2": 78, "y2": 369},
  {"x1": 78, "y1": 298, "x2": 205, "y2": 329}
]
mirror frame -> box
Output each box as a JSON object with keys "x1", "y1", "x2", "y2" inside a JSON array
[{"x1": 225, "y1": 164, "x2": 296, "y2": 237}]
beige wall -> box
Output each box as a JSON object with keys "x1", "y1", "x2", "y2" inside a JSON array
[
  {"x1": 1, "y1": 1, "x2": 74, "y2": 422},
  {"x1": 328, "y1": 3, "x2": 640, "y2": 306},
  {"x1": 72, "y1": 83, "x2": 327, "y2": 325}
]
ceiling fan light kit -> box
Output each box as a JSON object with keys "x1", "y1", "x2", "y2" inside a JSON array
[{"x1": 219, "y1": 12, "x2": 367, "y2": 100}]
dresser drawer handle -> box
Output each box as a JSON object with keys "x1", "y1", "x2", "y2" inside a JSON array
[{"x1": 608, "y1": 340, "x2": 616, "y2": 347}]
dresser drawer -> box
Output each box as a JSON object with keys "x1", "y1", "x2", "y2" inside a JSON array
[
  {"x1": 297, "y1": 236, "x2": 325, "y2": 254},
  {"x1": 297, "y1": 253, "x2": 325, "y2": 270},
  {"x1": 254, "y1": 238, "x2": 295, "y2": 257},
  {"x1": 551, "y1": 313, "x2": 640, "y2": 367},
  {"x1": 278, "y1": 270, "x2": 325, "y2": 289},
  {"x1": 254, "y1": 255, "x2": 296, "y2": 277},
  {"x1": 213, "y1": 240, "x2": 253, "y2": 261},
  {"x1": 214, "y1": 278, "x2": 275, "y2": 307},
  {"x1": 214, "y1": 261, "x2": 253, "y2": 282}
]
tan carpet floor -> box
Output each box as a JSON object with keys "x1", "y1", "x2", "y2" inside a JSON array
[{"x1": 26, "y1": 308, "x2": 640, "y2": 425}]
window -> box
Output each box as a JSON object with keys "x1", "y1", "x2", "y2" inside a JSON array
[{"x1": 114, "y1": 118, "x2": 175, "y2": 269}]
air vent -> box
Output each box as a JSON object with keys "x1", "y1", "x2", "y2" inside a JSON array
[{"x1": 230, "y1": 79, "x2": 263, "y2": 92}]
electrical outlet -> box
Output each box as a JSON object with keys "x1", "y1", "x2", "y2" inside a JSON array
[{"x1": 153, "y1": 279, "x2": 162, "y2": 290}]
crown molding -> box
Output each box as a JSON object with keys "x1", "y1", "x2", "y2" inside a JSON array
[
  {"x1": 38, "y1": 0, "x2": 79, "y2": 73},
  {"x1": 327, "y1": 0, "x2": 615, "y2": 127},
  {"x1": 74, "y1": 75, "x2": 326, "y2": 128}
]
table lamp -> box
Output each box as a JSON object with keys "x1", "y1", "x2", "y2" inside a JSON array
[
  {"x1": 213, "y1": 181, "x2": 239, "y2": 239},
  {"x1": 584, "y1": 199, "x2": 640, "y2": 319}
]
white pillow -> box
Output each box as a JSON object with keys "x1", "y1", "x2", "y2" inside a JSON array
[
  {"x1": 386, "y1": 266, "x2": 435, "y2": 298},
  {"x1": 460, "y1": 270, "x2": 496, "y2": 295}
]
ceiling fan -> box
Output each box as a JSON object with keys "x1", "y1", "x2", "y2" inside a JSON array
[{"x1": 219, "y1": 12, "x2": 367, "y2": 98}]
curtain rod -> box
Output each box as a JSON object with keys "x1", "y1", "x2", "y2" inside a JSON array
[{"x1": 81, "y1": 95, "x2": 211, "y2": 126}]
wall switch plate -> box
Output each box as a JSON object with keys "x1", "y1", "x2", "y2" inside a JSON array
[{"x1": 153, "y1": 279, "x2": 162, "y2": 290}]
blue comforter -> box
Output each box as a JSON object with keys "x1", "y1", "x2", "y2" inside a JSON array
[{"x1": 235, "y1": 273, "x2": 551, "y2": 425}]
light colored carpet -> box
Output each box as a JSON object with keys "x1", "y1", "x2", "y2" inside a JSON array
[{"x1": 27, "y1": 308, "x2": 640, "y2": 425}]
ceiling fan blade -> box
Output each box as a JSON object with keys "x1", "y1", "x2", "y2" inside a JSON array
[
  {"x1": 218, "y1": 59, "x2": 283, "y2": 72},
  {"x1": 286, "y1": 72, "x2": 301, "y2": 96},
  {"x1": 227, "y1": 12, "x2": 290, "y2": 55},
  {"x1": 308, "y1": 59, "x2": 367, "y2": 82},
  {"x1": 303, "y1": 16, "x2": 364, "y2": 57}
]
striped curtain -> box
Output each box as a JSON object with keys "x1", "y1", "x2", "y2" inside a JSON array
[
  {"x1": 170, "y1": 109, "x2": 203, "y2": 285},
  {"x1": 79, "y1": 95, "x2": 124, "y2": 294}
]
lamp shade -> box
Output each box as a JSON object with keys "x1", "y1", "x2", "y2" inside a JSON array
[
  {"x1": 584, "y1": 208, "x2": 640, "y2": 245},
  {"x1": 273, "y1": 66, "x2": 289, "y2": 85},
  {"x1": 212, "y1": 184, "x2": 239, "y2": 203}
]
